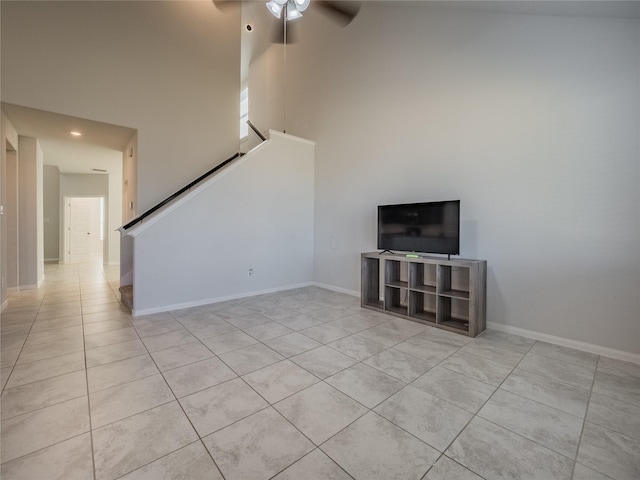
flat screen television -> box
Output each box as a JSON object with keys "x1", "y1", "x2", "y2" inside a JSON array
[{"x1": 377, "y1": 200, "x2": 460, "y2": 255}]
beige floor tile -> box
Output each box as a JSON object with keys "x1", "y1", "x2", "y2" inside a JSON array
[
  {"x1": 1, "y1": 370, "x2": 87, "y2": 420},
  {"x1": 322, "y1": 412, "x2": 439, "y2": 479},
  {"x1": 0, "y1": 396, "x2": 90, "y2": 463},
  {"x1": 90, "y1": 374, "x2": 175, "y2": 428},
  {"x1": 180, "y1": 377, "x2": 268, "y2": 436},
  {"x1": 203, "y1": 407, "x2": 314, "y2": 480},
  {"x1": 0, "y1": 433, "x2": 93, "y2": 480},
  {"x1": 163, "y1": 356, "x2": 237, "y2": 398},
  {"x1": 3, "y1": 273, "x2": 639, "y2": 480},
  {"x1": 87, "y1": 354, "x2": 158, "y2": 393},
  {"x1": 274, "y1": 382, "x2": 367, "y2": 445},
  {"x1": 243, "y1": 359, "x2": 319, "y2": 404},
  {"x1": 118, "y1": 441, "x2": 223, "y2": 480},
  {"x1": 92, "y1": 401, "x2": 197, "y2": 480}
]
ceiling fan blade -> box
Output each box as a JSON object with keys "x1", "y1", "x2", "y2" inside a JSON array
[
  {"x1": 212, "y1": 0, "x2": 241, "y2": 12},
  {"x1": 314, "y1": 1, "x2": 361, "y2": 27}
]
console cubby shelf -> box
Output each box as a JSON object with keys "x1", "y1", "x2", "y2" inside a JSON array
[{"x1": 361, "y1": 252, "x2": 487, "y2": 337}]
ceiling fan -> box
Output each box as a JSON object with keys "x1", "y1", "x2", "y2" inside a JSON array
[
  {"x1": 266, "y1": 0, "x2": 360, "y2": 25},
  {"x1": 213, "y1": 0, "x2": 361, "y2": 43}
]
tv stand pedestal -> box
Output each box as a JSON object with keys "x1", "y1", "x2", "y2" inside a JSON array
[{"x1": 361, "y1": 252, "x2": 487, "y2": 337}]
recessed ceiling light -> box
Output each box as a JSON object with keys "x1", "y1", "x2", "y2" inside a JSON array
[{"x1": 70, "y1": 131, "x2": 82, "y2": 136}]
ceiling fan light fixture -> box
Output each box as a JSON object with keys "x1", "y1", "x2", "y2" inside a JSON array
[
  {"x1": 294, "y1": 0, "x2": 310, "y2": 12},
  {"x1": 266, "y1": 0, "x2": 283, "y2": 18},
  {"x1": 286, "y1": 4, "x2": 303, "y2": 21}
]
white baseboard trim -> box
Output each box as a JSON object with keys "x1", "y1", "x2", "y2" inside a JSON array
[
  {"x1": 128, "y1": 277, "x2": 639, "y2": 365},
  {"x1": 132, "y1": 282, "x2": 313, "y2": 317},
  {"x1": 18, "y1": 283, "x2": 39, "y2": 291},
  {"x1": 309, "y1": 281, "x2": 640, "y2": 365},
  {"x1": 45, "y1": 258, "x2": 59, "y2": 263},
  {"x1": 487, "y1": 321, "x2": 640, "y2": 365},
  {"x1": 312, "y1": 282, "x2": 360, "y2": 298}
]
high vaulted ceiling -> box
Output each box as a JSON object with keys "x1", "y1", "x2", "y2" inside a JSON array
[{"x1": 3, "y1": 1, "x2": 637, "y2": 174}]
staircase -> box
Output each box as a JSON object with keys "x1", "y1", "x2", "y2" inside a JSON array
[
  {"x1": 118, "y1": 130, "x2": 315, "y2": 316},
  {"x1": 119, "y1": 285, "x2": 133, "y2": 312}
]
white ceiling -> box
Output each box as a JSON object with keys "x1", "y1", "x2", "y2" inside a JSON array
[
  {"x1": 1, "y1": 103, "x2": 135, "y2": 174},
  {"x1": 422, "y1": 0, "x2": 640, "y2": 19},
  {"x1": 239, "y1": 0, "x2": 639, "y2": 81}
]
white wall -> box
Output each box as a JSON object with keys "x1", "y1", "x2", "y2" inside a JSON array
[
  {"x1": 43, "y1": 165, "x2": 60, "y2": 261},
  {"x1": 122, "y1": 132, "x2": 138, "y2": 224},
  {"x1": 1, "y1": 111, "x2": 20, "y2": 304},
  {"x1": 1, "y1": 1, "x2": 240, "y2": 213},
  {"x1": 280, "y1": 5, "x2": 639, "y2": 355},
  {"x1": 248, "y1": 45, "x2": 286, "y2": 135},
  {"x1": 106, "y1": 161, "x2": 122, "y2": 265},
  {"x1": 36, "y1": 143, "x2": 44, "y2": 282},
  {"x1": 88, "y1": 198, "x2": 103, "y2": 256},
  {"x1": 129, "y1": 132, "x2": 314, "y2": 314},
  {"x1": 120, "y1": 133, "x2": 137, "y2": 285},
  {"x1": 5, "y1": 150, "x2": 19, "y2": 288},
  {"x1": 17, "y1": 136, "x2": 44, "y2": 288}
]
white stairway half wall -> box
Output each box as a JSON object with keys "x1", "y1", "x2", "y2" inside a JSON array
[{"x1": 124, "y1": 131, "x2": 315, "y2": 315}]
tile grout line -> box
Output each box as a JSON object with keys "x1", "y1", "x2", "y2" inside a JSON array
[
  {"x1": 5, "y1": 270, "x2": 636, "y2": 479},
  {"x1": 391, "y1": 336, "x2": 497, "y2": 479},
  {"x1": 256, "y1": 323, "x2": 442, "y2": 478},
  {"x1": 132, "y1": 311, "x2": 229, "y2": 480},
  {"x1": 1, "y1": 287, "x2": 47, "y2": 396},
  {"x1": 81, "y1": 262, "x2": 112, "y2": 480},
  {"x1": 192, "y1": 310, "x2": 466, "y2": 480},
  {"x1": 416, "y1": 336, "x2": 537, "y2": 478},
  {"x1": 570, "y1": 354, "x2": 601, "y2": 479},
  {"x1": 167, "y1": 303, "x2": 364, "y2": 478}
]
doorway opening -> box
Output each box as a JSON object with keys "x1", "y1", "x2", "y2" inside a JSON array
[{"x1": 63, "y1": 196, "x2": 105, "y2": 264}]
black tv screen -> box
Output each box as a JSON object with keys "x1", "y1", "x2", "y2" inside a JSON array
[{"x1": 377, "y1": 200, "x2": 460, "y2": 255}]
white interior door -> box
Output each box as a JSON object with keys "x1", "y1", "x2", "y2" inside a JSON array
[{"x1": 66, "y1": 198, "x2": 93, "y2": 263}]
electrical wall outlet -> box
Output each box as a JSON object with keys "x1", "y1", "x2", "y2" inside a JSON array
[{"x1": 248, "y1": 268, "x2": 254, "y2": 277}]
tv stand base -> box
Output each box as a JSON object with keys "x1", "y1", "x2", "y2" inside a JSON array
[{"x1": 361, "y1": 252, "x2": 486, "y2": 337}]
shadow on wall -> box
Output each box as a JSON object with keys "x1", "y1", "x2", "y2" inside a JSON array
[{"x1": 486, "y1": 267, "x2": 507, "y2": 329}]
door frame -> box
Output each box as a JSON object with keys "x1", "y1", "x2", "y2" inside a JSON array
[{"x1": 62, "y1": 195, "x2": 105, "y2": 264}]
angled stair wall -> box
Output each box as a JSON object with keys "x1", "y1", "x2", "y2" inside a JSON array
[{"x1": 121, "y1": 131, "x2": 315, "y2": 315}]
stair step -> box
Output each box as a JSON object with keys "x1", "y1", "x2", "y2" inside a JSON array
[{"x1": 119, "y1": 285, "x2": 133, "y2": 312}]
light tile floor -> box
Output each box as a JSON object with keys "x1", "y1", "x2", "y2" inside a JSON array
[{"x1": 1, "y1": 262, "x2": 639, "y2": 480}]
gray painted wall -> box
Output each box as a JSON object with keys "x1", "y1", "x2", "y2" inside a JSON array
[
  {"x1": 1, "y1": 1, "x2": 240, "y2": 212},
  {"x1": 1, "y1": 111, "x2": 19, "y2": 304},
  {"x1": 278, "y1": 5, "x2": 640, "y2": 355},
  {"x1": 17, "y1": 136, "x2": 44, "y2": 288},
  {"x1": 43, "y1": 165, "x2": 60, "y2": 261}
]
